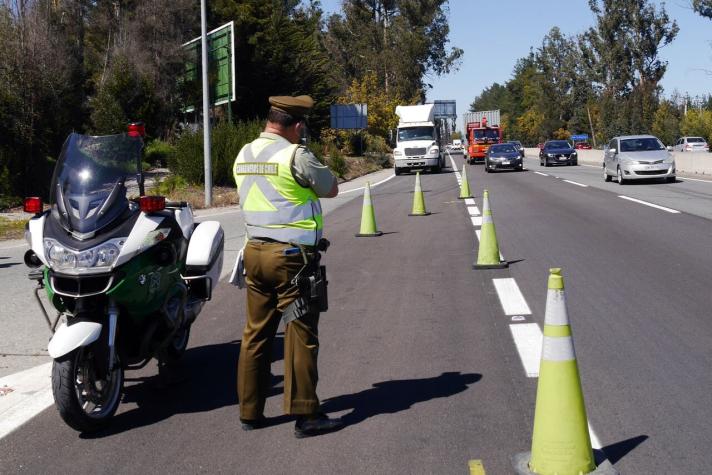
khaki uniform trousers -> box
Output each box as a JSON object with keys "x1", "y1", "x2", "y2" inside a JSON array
[{"x1": 237, "y1": 240, "x2": 320, "y2": 420}]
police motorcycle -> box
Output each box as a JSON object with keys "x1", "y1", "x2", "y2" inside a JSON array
[{"x1": 23, "y1": 123, "x2": 224, "y2": 432}]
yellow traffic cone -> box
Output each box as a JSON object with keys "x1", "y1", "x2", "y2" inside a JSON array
[
  {"x1": 355, "y1": 182, "x2": 383, "y2": 237},
  {"x1": 473, "y1": 190, "x2": 507, "y2": 269},
  {"x1": 512, "y1": 269, "x2": 617, "y2": 475},
  {"x1": 409, "y1": 172, "x2": 430, "y2": 216},
  {"x1": 458, "y1": 163, "x2": 473, "y2": 199}
]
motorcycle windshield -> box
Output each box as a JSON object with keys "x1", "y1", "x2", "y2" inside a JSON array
[{"x1": 50, "y1": 133, "x2": 143, "y2": 238}]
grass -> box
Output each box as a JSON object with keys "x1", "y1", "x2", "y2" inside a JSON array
[{"x1": 0, "y1": 216, "x2": 28, "y2": 240}]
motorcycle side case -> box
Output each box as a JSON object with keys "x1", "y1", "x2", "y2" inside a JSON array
[{"x1": 185, "y1": 221, "x2": 224, "y2": 300}]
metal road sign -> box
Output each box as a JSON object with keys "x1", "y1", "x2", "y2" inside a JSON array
[
  {"x1": 571, "y1": 134, "x2": 589, "y2": 141},
  {"x1": 330, "y1": 104, "x2": 368, "y2": 129},
  {"x1": 182, "y1": 21, "x2": 236, "y2": 112}
]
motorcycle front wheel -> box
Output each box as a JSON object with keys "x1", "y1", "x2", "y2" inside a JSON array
[{"x1": 52, "y1": 345, "x2": 124, "y2": 432}]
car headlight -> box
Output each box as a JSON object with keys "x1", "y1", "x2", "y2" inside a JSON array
[
  {"x1": 44, "y1": 238, "x2": 125, "y2": 271},
  {"x1": 394, "y1": 150, "x2": 402, "y2": 156},
  {"x1": 547, "y1": 153, "x2": 555, "y2": 157},
  {"x1": 571, "y1": 151, "x2": 577, "y2": 156},
  {"x1": 429, "y1": 146, "x2": 439, "y2": 155}
]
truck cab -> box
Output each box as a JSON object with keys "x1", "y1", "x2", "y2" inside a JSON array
[{"x1": 393, "y1": 104, "x2": 445, "y2": 175}]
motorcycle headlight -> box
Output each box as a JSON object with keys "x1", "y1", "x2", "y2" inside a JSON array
[{"x1": 44, "y1": 238, "x2": 125, "y2": 271}]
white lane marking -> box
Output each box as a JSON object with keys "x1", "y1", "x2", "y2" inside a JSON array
[
  {"x1": 534, "y1": 172, "x2": 549, "y2": 176},
  {"x1": 470, "y1": 216, "x2": 482, "y2": 226},
  {"x1": 581, "y1": 164, "x2": 599, "y2": 169},
  {"x1": 563, "y1": 179, "x2": 588, "y2": 188},
  {"x1": 508, "y1": 323, "x2": 543, "y2": 378},
  {"x1": 0, "y1": 362, "x2": 53, "y2": 440},
  {"x1": 493, "y1": 278, "x2": 532, "y2": 316},
  {"x1": 618, "y1": 195, "x2": 681, "y2": 214},
  {"x1": 338, "y1": 173, "x2": 397, "y2": 195},
  {"x1": 464, "y1": 198, "x2": 476, "y2": 206},
  {"x1": 467, "y1": 206, "x2": 480, "y2": 216},
  {"x1": 679, "y1": 176, "x2": 712, "y2": 183}
]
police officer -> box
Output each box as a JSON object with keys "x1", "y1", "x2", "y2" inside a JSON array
[{"x1": 234, "y1": 95, "x2": 343, "y2": 438}]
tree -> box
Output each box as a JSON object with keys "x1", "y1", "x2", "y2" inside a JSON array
[
  {"x1": 584, "y1": 0, "x2": 679, "y2": 137},
  {"x1": 693, "y1": 0, "x2": 712, "y2": 18},
  {"x1": 652, "y1": 100, "x2": 681, "y2": 146},
  {"x1": 680, "y1": 109, "x2": 712, "y2": 144},
  {"x1": 324, "y1": 0, "x2": 462, "y2": 102},
  {"x1": 339, "y1": 71, "x2": 403, "y2": 138}
]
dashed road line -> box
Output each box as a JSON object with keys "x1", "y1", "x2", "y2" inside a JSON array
[
  {"x1": 464, "y1": 198, "x2": 476, "y2": 206},
  {"x1": 467, "y1": 206, "x2": 480, "y2": 216},
  {"x1": 492, "y1": 278, "x2": 532, "y2": 315},
  {"x1": 534, "y1": 172, "x2": 549, "y2": 176},
  {"x1": 470, "y1": 217, "x2": 483, "y2": 226},
  {"x1": 563, "y1": 179, "x2": 588, "y2": 188},
  {"x1": 508, "y1": 323, "x2": 543, "y2": 378},
  {"x1": 618, "y1": 195, "x2": 681, "y2": 214},
  {"x1": 581, "y1": 164, "x2": 599, "y2": 169},
  {"x1": 679, "y1": 176, "x2": 712, "y2": 184}
]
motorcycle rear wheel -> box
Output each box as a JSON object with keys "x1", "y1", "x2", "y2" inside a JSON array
[{"x1": 52, "y1": 345, "x2": 123, "y2": 432}]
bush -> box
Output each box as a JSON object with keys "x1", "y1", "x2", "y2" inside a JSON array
[
  {"x1": 326, "y1": 143, "x2": 348, "y2": 178},
  {"x1": 306, "y1": 140, "x2": 325, "y2": 164},
  {"x1": 170, "y1": 119, "x2": 263, "y2": 186},
  {"x1": 144, "y1": 140, "x2": 175, "y2": 167},
  {"x1": 154, "y1": 175, "x2": 188, "y2": 196}
]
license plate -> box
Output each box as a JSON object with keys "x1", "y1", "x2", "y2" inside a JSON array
[
  {"x1": 502, "y1": 161, "x2": 510, "y2": 165},
  {"x1": 645, "y1": 166, "x2": 654, "y2": 169}
]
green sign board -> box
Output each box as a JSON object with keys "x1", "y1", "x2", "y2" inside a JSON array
[{"x1": 182, "y1": 21, "x2": 235, "y2": 112}]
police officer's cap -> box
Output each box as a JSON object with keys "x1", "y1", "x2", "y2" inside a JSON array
[{"x1": 269, "y1": 95, "x2": 314, "y2": 119}]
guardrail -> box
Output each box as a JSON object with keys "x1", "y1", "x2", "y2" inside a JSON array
[{"x1": 524, "y1": 148, "x2": 712, "y2": 176}]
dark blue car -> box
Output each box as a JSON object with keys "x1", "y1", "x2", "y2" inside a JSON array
[
  {"x1": 539, "y1": 140, "x2": 578, "y2": 167},
  {"x1": 485, "y1": 143, "x2": 524, "y2": 172}
]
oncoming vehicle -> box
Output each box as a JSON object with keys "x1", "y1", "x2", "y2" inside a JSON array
[
  {"x1": 603, "y1": 135, "x2": 675, "y2": 184},
  {"x1": 485, "y1": 143, "x2": 523, "y2": 172},
  {"x1": 673, "y1": 137, "x2": 709, "y2": 152},
  {"x1": 539, "y1": 140, "x2": 578, "y2": 166},
  {"x1": 393, "y1": 104, "x2": 445, "y2": 175},
  {"x1": 508, "y1": 140, "x2": 525, "y2": 158},
  {"x1": 23, "y1": 126, "x2": 225, "y2": 432},
  {"x1": 450, "y1": 139, "x2": 464, "y2": 154}
]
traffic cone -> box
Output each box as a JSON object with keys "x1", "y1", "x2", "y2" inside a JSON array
[
  {"x1": 458, "y1": 164, "x2": 473, "y2": 199},
  {"x1": 409, "y1": 172, "x2": 430, "y2": 216},
  {"x1": 355, "y1": 182, "x2": 383, "y2": 237},
  {"x1": 473, "y1": 190, "x2": 507, "y2": 269},
  {"x1": 511, "y1": 269, "x2": 617, "y2": 475}
]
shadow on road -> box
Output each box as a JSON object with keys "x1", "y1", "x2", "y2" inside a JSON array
[
  {"x1": 321, "y1": 371, "x2": 482, "y2": 426},
  {"x1": 601, "y1": 434, "x2": 648, "y2": 465},
  {"x1": 82, "y1": 334, "x2": 287, "y2": 438}
]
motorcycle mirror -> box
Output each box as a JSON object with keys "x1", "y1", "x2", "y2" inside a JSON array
[
  {"x1": 139, "y1": 195, "x2": 166, "y2": 213},
  {"x1": 23, "y1": 197, "x2": 43, "y2": 214}
]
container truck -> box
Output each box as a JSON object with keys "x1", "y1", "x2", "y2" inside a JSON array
[
  {"x1": 393, "y1": 104, "x2": 445, "y2": 175},
  {"x1": 464, "y1": 110, "x2": 502, "y2": 164}
]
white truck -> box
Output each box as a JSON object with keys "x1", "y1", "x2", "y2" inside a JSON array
[{"x1": 393, "y1": 104, "x2": 445, "y2": 175}]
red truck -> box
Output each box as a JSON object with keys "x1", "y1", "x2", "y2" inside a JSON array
[{"x1": 464, "y1": 110, "x2": 502, "y2": 164}]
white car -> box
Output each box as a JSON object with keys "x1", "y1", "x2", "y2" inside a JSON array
[
  {"x1": 603, "y1": 135, "x2": 675, "y2": 184},
  {"x1": 673, "y1": 137, "x2": 709, "y2": 152}
]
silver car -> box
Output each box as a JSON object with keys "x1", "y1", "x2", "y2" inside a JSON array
[
  {"x1": 603, "y1": 135, "x2": 676, "y2": 184},
  {"x1": 673, "y1": 136, "x2": 709, "y2": 152}
]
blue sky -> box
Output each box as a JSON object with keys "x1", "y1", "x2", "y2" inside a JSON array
[{"x1": 320, "y1": 0, "x2": 712, "y2": 128}]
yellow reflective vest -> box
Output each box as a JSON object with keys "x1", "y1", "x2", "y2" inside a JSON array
[{"x1": 233, "y1": 137, "x2": 323, "y2": 245}]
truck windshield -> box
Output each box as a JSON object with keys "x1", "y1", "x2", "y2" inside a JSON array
[
  {"x1": 473, "y1": 130, "x2": 500, "y2": 140},
  {"x1": 399, "y1": 127, "x2": 434, "y2": 141}
]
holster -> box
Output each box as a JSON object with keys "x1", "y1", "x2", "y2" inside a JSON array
[{"x1": 282, "y1": 256, "x2": 328, "y2": 326}]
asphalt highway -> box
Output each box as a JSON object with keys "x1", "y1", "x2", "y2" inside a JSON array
[{"x1": 1, "y1": 152, "x2": 712, "y2": 473}]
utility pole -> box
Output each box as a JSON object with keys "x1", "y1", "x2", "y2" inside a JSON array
[
  {"x1": 586, "y1": 106, "x2": 597, "y2": 148},
  {"x1": 201, "y1": 0, "x2": 213, "y2": 207}
]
